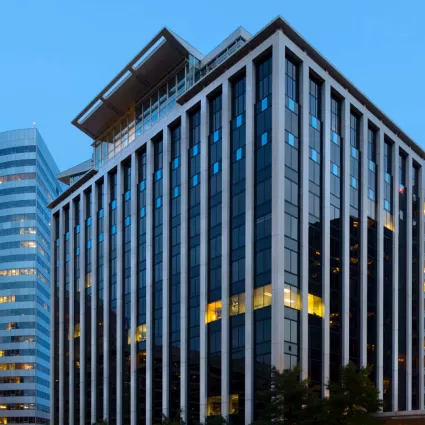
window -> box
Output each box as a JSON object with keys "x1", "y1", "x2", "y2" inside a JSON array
[
  {"x1": 206, "y1": 300, "x2": 222, "y2": 323},
  {"x1": 230, "y1": 293, "x2": 246, "y2": 316},
  {"x1": 236, "y1": 148, "x2": 243, "y2": 161},
  {"x1": 288, "y1": 133, "x2": 295, "y2": 147},
  {"x1": 284, "y1": 285, "x2": 300, "y2": 310},
  {"x1": 308, "y1": 293, "x2": 324, "y2": 317},
  {"x1": 253, "y1": 284, "x2": 272, "y2": 310},
  {"x1": 261, "y1": 132, "x2": 268, "y2": 146}
]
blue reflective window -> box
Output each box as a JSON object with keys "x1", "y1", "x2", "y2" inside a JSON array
[
  {"x1": 369, "y1": 160, "x2": 375, "y2": 172},
  {"x1": 125, "y1": 191, "x2": 131, "y2": 201},
  {"x1": 236, "y1": 148, "x2": 243, "y2": 161},
  {"x1": 140, "y1": 180, "x2": 146, "y2": 191},
  {"x1": 193, "y1": 174, "x2": 199, "y2": 187},
  {"x1": 351, "y1": 146, "x2": 358, "y2": 159},
  {"x1": 213, "y1": 162, "x2": 219, "y2": 174},
  {"x1": 385, "y1": 173, "x2": 391, "y2": 184},
  {"x1": 369, "y1": 189, "x2": 374, "y2": 200},
  {"x1": 351, "y1": 177, "x2": 358, "y2": 189},
  {"x1": 173, "y1": 187, "x2": 179, "y2": 198},
  {"x1": 311, "y1": 149, "x2": 318, "y2": 163},
  {"x1": 111, "y1": 224, "x2": 117, "y2": 234},
  {"x1": 99, "y1": 233, "x2": 104, "y2": 243},
  {"x1": 66, "y1": 232, "x2": 70, "y2": 240},
  {"x1": 288, "y1": 133, "x2": 295, "y2": 147},
  {"x1": 156, "y1": 169, "x2": 162, "y2": 181},
  {"x1": 261, "y1": 97, "x2": 268, "y2": 111},
  {"x1": 173, "y1": 158, "x2": 180, "y2": 169},
  {"x1": 311, "y1": 116, "x2": 318, "y2": 129},
  {"x1": 66, "y1": 254, "x2": 70, "y2": 262},
  {"x1": 236, "y1": 114, "x2": 243, "y2": 128},
  {"x1": 332, "y1": 131, "x2": 338, "y2": 144},
  {"x1": 87, "y1": 240, "x2": 92, "y2": 249},
  {"x1": 288, "y1": 98, "x2": 295, "y2": 112},
  {"x1": 384, "y1": 200, "x2": 390, "y2": 211},
  {"x1": 56, "y1": 260, "x2": 60, "y2": 267},
  {"x1": 261, "y1": 132, "x2": 268, "y2": 146},
  {"x1": 331, "y1": 163, "x2": 339, "y2": 176},
  {"x1": 193, "y1": 144, "x2": 199, "y2": 157},
  {"x1": 56, "y1": 240, "x2": 60, "y2": 247},
  {"x1": 112, "y1": 199, "x2": 117, "y2": 210},
  {"x1": 87, "y1": 217, "x2": 92, "y2": 227},
  {"x1": 213, "y1": 130, "x2": 220, "y2": 143},
  {"x1": 76, "y1": 225, "x2": 80, "y2": 234},
  {"x1": 76, "y1": 247, "x2": 80, "y2": 256},
  {"x1": 141, "y1": 207, "x2": 146, "y2": 218},
  {"x1": 99, "y1": 208, "x2": 104, "y2": 218},
  {"x1": 125, "y1": 216, "x2": 131, "y2": 227},
  {"x1": 156, "y1": 197, "x2": 162, "y2": 208}
]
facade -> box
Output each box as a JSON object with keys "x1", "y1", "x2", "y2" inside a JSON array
[
  {"x1": 49, "y1": 17, "x2": 425, "y2": 425},
  {"x1": 0, "y1": 129, "x2": 62, "y2": 424}
]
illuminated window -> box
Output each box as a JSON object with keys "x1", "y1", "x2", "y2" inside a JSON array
[
  {"x1": 253, "y1": 284, "x2": 272, "y2": 310},
  {"x1": 0, "y1": 268, "x2": 36, "y2": 277},
  {"x1": 135, "y1": 324, "x2": 147, "y2": 343},
  {"x1": 19, "y1": 228, "x2": 36, "y2": 235},
  {"x1": 85, "y1": 273, "x2": 92, "y2": 288},
  {"x1": 284, "y1": 285, "x2": 300, "y2": 310},
  {"x1": 230, "y1": 394, "x2": 239, "y2": 415},
  {"x1": 0, "y1": 296, "x2": 15, "y2": 304},
  {"x1": 230, "y1": 293, "x2": 245, "y2": 316},
  {"x1": 74, "y1": 323, "x2": 80, "y2": 338},
  {"x1": 20, "y1": 241, "x2": 36, "y2": 249},
  {"x1": 308, "y1": 294, "x2": 324, "y2": 317},
  {"x1": 207, "y1": 395, "x2": 221, "y2": 416},
  {"x1": 206, "y1": 300, "x2": 222, "y2": 323}
]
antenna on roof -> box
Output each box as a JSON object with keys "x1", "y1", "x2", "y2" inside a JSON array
[{"x1": 33, "y1": 122, "x2": 37, "y2": 128}]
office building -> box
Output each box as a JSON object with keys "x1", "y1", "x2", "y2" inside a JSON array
[
  {"x1": 49, "y1": 17, "x2": 425, "y2": 425},
  {"x1": 0, "y1": 129, "x2": 62, "y2": 424}
]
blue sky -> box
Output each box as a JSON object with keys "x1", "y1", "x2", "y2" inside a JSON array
[{"x1": 0, "y1": 0, "x2": 424, "y2": 172}]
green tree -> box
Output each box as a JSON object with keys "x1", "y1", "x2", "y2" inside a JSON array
[
  {"x1": 252, "y1": 365, "x2": 325, "y2": 425},
  {"x1": 325, "y1": 363, "x2": 383, "y2": 425},
  {"x1": 202, "y1": 415, "x2": 229, "y2": 425}
]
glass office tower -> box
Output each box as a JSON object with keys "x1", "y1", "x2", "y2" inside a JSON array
[
  {"x1": 50, "y1": 18, "x2": 425, "y2": 425},
  {"x1": 0, "y1": 129, "x2": 62, "y2": 424}
]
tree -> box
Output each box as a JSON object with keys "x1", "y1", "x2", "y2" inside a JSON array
[
  {"x1": 325, "y1": 363, "x2": 383, "y2": 425},
  {"x1": 202, "y1": 415, "x2": 229, "y2": 425},
  {"x1": 154, "y1": 412, "x2": 186, "y2": 425},
  {"x1": 252, "y1": 365, "x2": 325, "y2": 425}
]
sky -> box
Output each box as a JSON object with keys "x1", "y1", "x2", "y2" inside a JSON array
[{"x1": 0, "y1": 0, "x2": 424, "y2": 172}]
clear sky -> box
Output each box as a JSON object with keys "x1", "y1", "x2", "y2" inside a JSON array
[{"x1": 0, "y1": 0, "x2": 424, "y2": 172}]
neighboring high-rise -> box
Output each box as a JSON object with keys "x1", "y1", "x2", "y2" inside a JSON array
[
  {"x1": 0, "y1": 129, "x2": 62, "y2": 424},
  {"x1": 49, "y1": 17, "x2": 425, "y2": 425}
]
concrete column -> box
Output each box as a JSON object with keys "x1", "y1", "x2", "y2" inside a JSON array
[
  {"x1": 406, "y1": 155, "x2": 413, "y2": 411},
  {"x1": 244, "y1": 60, "x2": 255, "y2": 424},
  {"x1": 359, "y1": 116, "x2": 368, "y2": 367},
  {"x1": 146, "y1": 141, "x2": 154, "y2": 425},
  {"x1": 162, "y1": 127, "x2": 171, "y2": 418},
  {"x1": 199, "y1": 96, "x2": 209, "y2": 423},
  {"x1": 50, "y1": 213, "x2": 57, "y2": 425},
  {"x1": 180, "y1": 115, "x2": 189, "y2": 424},
  {"x1": 221, "y1": 79, "x2": 231, "y2": 419},
  {"x1": 59, "y1": 209, "x2": 65, "y2": 425},
  {"x1": 271, "y1": 29, "x2": 286, "y2": 373},
  {"x1": 116, "y1": 163, "x2": 124, "y2": 425},
  {"x1": 376, "y1": 129, "x2": 384, "y2": 398},
  {"x1": 103, "y1": 173, "x2": 111, "y2": 420},
  {"x1": 130, "y1": 152, "x2": 138, "y2": 425},
  {"x1": 91, "y1": 182, "x2": 98, "y2": 424},
  {"x1": 80, "y1": 191, "x2": 87, "y2": 425},
  {"x1": 299, "y1": 62, "x2": 309, "y2": 380},
  {"x1": 392, "y1": 144, "x2": 399, "y2": 412},
  {"x1": 341, "y1": 99, "x2": 350, "y2": 366},
  {"x1": 418, "y1": 164, "x2": 424, "y2": 410},
  {"x1": 321, "y1": 79, "x2": 331, "y2": 397},
  {"x1": 69, "y1": 202, "x2": 75, "y2": 425}
]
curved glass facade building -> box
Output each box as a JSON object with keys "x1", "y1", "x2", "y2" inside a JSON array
[
  {"x1": 0, "y1": 129, "x2": 62, "y2": 424},
  {"x1": 50, "y1": 17, "x2": 425, "y2": 425}
]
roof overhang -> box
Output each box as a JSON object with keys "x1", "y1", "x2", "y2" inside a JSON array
[
  {"x1": 72, "y1": 28, "x2": 204, "y2": 140},
  {"x1": 56, "y1": 158, "x2": 93, "y2": 185},
  {"x1": 178, "y1": 16, "x2": 425, "y2": 159}
]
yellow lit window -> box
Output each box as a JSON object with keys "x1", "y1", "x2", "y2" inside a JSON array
[
  {"x1": 20, "y1": 241, "x2": 36, "y2": 249},
  {"x1": 74, "y1": 323, "x2": 81, "y2": 338},
  {"x1": 253, "y1": 284, "x2": 272, "y2": 310},
  {"x1": 230, "y1": 394, "x2": 239, "y2": 415},
  {"x1": 230, "y1": 293, "x2": 246, "y2": 316},
  {"x1": 308, "y1": 293, "x2": 324, "y2": 318},
  {"x1": 284, "y1": 285, "x2": 300, "y2": 310},
  {"x1": 85, "y1": 273, "x2": 92, "y2": 288},
  {"x1": 0, "y1": 416, "x2": 7, "y2": 422},
  {"x1": 207, "y1": 396, "x2": 221, "y2": 416},
  {"x1": 206, "y1": 300, "x2": 222, "y2": 323},
  {"x1": 0, "y1": 296, "x2": 15, "y2": 304},
  {"x1": 135, "y1": 324, "x2": 147, "y2": 343},
  {"x1": 0, "y1": 352, "x2": 4, "y2": 358}
]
